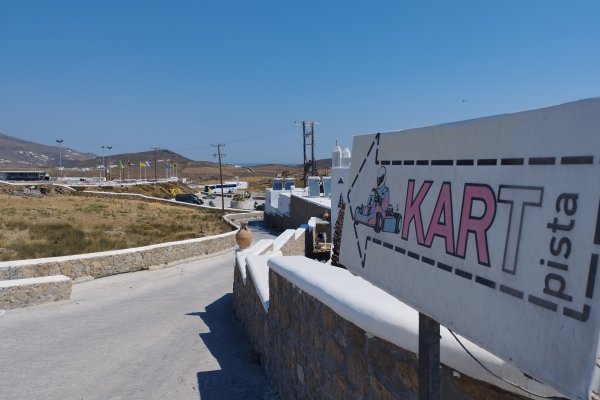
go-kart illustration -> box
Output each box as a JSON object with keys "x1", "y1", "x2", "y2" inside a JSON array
[
  {"x1": 352, "y1": 166, "x2": 401, "y2": 234},
  {"x1": 353, "y1": 190, "x2": 402, "y2": 233}
]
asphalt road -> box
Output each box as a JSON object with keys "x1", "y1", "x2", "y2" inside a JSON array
[{"x1": 0, "y1": 221, "x2": 280, "y2": 400}]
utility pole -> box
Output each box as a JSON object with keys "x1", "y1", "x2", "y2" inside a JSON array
[
  {"x1": 212, "y1": 144, "x2": 226, "y2": 215},
  {"x1": 55, "y1": 139, "x2": 63, "y2": 178},
  {"x1": 296, "y1": 121, "x2": 319, "y2": 187},
  {"x1": 302, "y1": 122, "x2": 306, "y2": 186},
  {"x1": 151, "y1": 147, "x2": 160, "y2": 181}
]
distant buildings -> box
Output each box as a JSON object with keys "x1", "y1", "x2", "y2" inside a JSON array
[
  {"x1": 0, "y1": 171, "x2": 49, "y2": 181},
  {"x1": 264, "y1": 141, "x2": 352, "y2": 232}
]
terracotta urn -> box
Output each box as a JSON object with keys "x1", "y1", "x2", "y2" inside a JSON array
[{"x1": 236, "y1": 222, "x2": 253, "y2": 249}]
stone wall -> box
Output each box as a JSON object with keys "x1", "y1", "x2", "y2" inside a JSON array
[
  {"x1": 288, "y1": 195, "x2": 330, "y2": 230},
  {"x1": 265, "y1": 195, "x2": 330, "y2": 230},
  {"x1": 232, "y1": 265, "x2": 271, "y2": 357},
  {"x1": 264, "y1": 212, "x2": 286, "y2": 230},
  {"x1": 0, "y1": 192, "x2": 262, "y2": 310},
  {"x1": 0, "y1": 230, "x2": 238, "y2": 282},
  {"x1": 277, "y1": 231, "x2": 307, "y2": 257},
  {"x1": 0, "y1": 275, "x2": 72, "y2": 309},
  {"x1": 233, "y1": 266, "x2": 530, "y2": 400},
  {"x1": 0, "y1": 205, "x2": 266, "y2": 283},
  {"x1": 224, "y1": 211, "x2": 264, "y2": 228}
]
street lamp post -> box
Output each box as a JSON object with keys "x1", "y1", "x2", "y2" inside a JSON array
[
  {"x1": 107, "y1": 146, "x2": 113, "y2": 181},
  {"x1": 56, "y1": 139, "x2": 63, "y2": 178},
  {"x1": 101, "y1": 146, "x2": 106, "y2": 180},
  {"x1": 212, "y1": 144, "x2": 226, "y2": 215}
]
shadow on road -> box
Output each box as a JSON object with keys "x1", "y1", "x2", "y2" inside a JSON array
[
  {"x1": 247, "y1": 220, "x2": 283, "y2": 237},
  {"x1": 188, "y1": 294, "x2": 278, "y2": 400}
]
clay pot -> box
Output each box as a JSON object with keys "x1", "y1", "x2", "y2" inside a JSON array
[{"x1": 236, "y1": 222, "x2": 253, "y2": 249}]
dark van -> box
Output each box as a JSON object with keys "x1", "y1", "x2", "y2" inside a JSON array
[{"x1": 175, "y1": 193, "x2": 204, "y2": 205}]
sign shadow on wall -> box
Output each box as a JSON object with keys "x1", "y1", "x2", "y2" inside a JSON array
[{"x1": 187, "y1": 294, "x2": 279, "y2": 400}]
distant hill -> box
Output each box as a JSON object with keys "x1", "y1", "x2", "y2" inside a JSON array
[
  {"x1": 0, "y1": 132, "x2": 96, "y2": 169},
  {"x1": 315, "y1": 158, "x2": 333, "y2": 169},
  {"x1": 0, "y1": 132, "x2": 336, "y2": 185},
  {"x1": 69, "y1": 149, "x2": 195, "y2": 169},
  {"x1": 0, "y1": 133, "x2": 197, "y2": 174}
]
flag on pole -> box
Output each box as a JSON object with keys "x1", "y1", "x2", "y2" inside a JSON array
[
  {"x1": 145, "y1": 161, "x2": 151, "y2": 167},
  {"x1": 119, "y1": 160, "x2": 124, "y2": 169},
  {"x1": 139, "y1": 161, "x2": 145, "y2": 167},
  {"x1": 127, "y1": 160, "x2": 133, "y2": 167}
]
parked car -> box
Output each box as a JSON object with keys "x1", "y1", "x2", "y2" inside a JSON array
[
  {"x1": 254, "y1": 201, "x2": 265, "y2": 211},
  {"x1": 175, "y1": 193, "x2": 204, "y2": 205}
]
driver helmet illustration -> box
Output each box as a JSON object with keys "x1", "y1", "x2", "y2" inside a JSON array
[
  {"x1": 373, "y1": 167, "x2": 389, "y2": 207},
  {"x1": 377, "y1": 166, "x2": 386, "y2": 187}
]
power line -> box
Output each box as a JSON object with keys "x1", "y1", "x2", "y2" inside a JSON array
[
  {"x1": 223, "y1": 121, "x2": 296, "y2": 144},
  {"x1": 166, "y1": 121, "x2": 297, "y2": 154}
]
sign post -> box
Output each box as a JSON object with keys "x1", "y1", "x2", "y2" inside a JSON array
[
  {"x1": 419, "y1": 313, "x2": 440, "y2": 400},
  {"x1": 340, "y1": 98, "x2": 600, "y2": 399}
]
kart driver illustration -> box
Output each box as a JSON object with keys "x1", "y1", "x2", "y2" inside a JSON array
[
  {"x1": 352, "y1": 165, "x2": 401, "y2": 234},
  {"x1": 371, "y1": 166, "x2": 390, "y2": 212}
]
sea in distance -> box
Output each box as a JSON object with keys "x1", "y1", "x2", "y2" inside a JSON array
[{"x1": 235, "y1": 162, "x2": 300, "y2": 167}]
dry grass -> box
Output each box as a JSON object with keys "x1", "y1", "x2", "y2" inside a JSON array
[
  {"x1": 76, "y1": 182, "x2": 193, "y2": 199},
  {"x1": 0, "y1": 193, "x2": 232, "y2": 261}
]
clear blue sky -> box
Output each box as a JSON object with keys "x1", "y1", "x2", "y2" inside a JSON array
[{"x1": 1, "y1": 1, "x2": 598, "y2": 164}]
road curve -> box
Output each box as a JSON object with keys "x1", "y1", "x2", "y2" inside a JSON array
[{"x1": 0, "y1": 221, "x2": 280, "y2": 400}]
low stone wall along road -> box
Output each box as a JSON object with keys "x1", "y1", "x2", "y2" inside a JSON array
[{"x1": 0, "y1": 221, "x2": 280, "y2": 400}]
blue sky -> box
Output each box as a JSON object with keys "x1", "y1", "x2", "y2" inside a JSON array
[{"x1": 1, "y1": 1, "x2": 598, "y2": 164}]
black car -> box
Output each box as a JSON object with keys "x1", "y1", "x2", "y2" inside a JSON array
[{"x1": 175, "y1": 193, "x2": 204, "y2": 205}]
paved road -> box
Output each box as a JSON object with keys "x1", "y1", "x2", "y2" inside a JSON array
[
  {"x1": 0, "y1": 221, "x2": 280, "y2": 400},
  {"x1": 192, "y1": 193, "x2": 265, "y2": 211}
]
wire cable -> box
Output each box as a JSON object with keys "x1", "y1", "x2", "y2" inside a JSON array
[
  {"x1": 222, "y1": 121, "x2": 297, "y2": 144},
  {"x1": 448, "y1": 329, "x2": 566, "y2": 399},
  {"x1": 166, "y1": 121, "x2": 296, "y2": 154}
]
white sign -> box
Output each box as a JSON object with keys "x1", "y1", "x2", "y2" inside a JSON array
[{"x1": 340, "y1": 98, "x2": 600, "y2": 400}]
